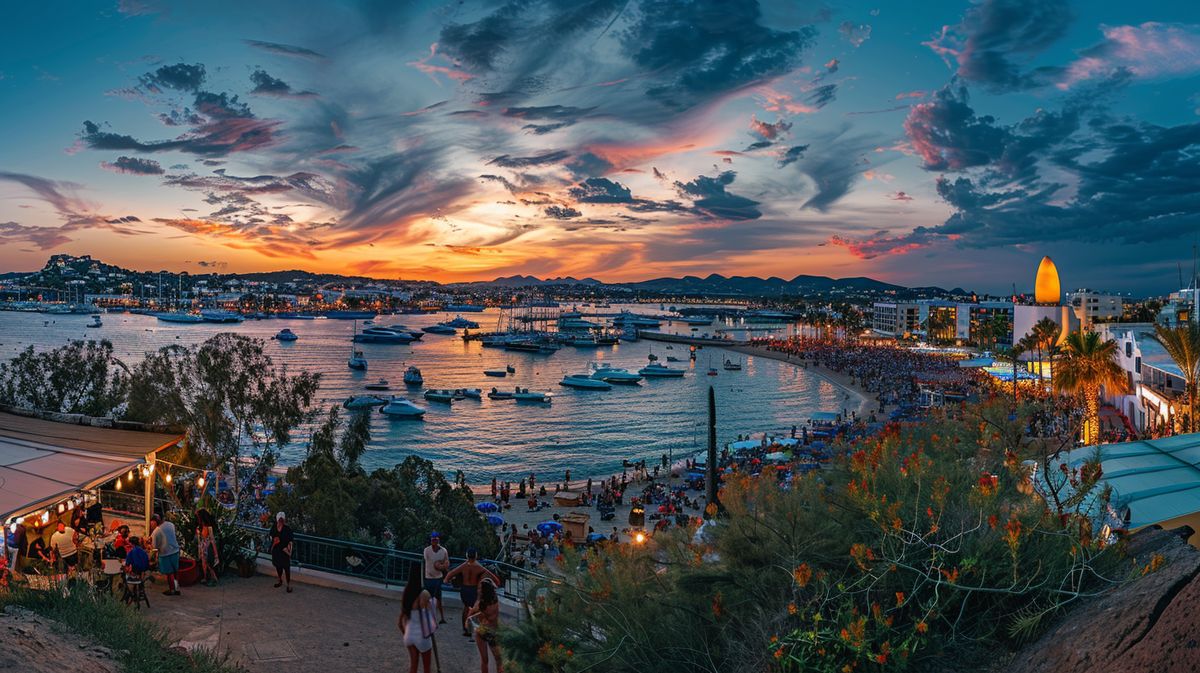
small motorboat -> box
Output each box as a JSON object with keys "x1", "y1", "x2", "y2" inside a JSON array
[
  {"x1": 513, "y1": 388, "x2": 552, "y2": 403},
  {"x1": 348, "y1": 350, "x2": 368, "y2": 370},
  {"x1": 639, "y1": 362, "x2": 686, "y2": 378},
  {"x1": 424, "y1": 389, "x2": 455, "y2": 403},
  {"x1": 422, "y1": 324, "x2": 456, "y2": 335},
  {"x1": 403, "y1": 366, "x2": 424, "y2": 386},
  {"x1": 274, "y1": 328, "x2": 298, "y2": 341},
  {"x1": 666, "y1": 356, "x2": 682, "y2": 362},
  {"x1": 707, "y1": 368, "x2": 718, "y2": 376},
  {"x1": 353, "y1": 326, "x2": 415, "y2": 344},
  {"x1": 380, "y1": 397, "x2": 426, "y2": 418},
  {"x1": 487, "y1": 388, "x2": 514, "y2": 400},
  {"x1": 459, "y1": 388, "x2": 483, "y2": 399},
  {"x1": 561, "y1": 374, "x2": 612, "y2": 390},
  {"x1": 343, "y1": 394, "x2": 386, "y2": 409},
  {"x1": 590, "y1": 363, "x2": 642, "y2": 385},
  {"x1": 444, "y1": 315, "x2": 480, "y2": 329},
  {"x1": 723, "y1": 358, "x2": 742, "y2": 371},
  {"x1": 87, "y1": 315, "x2": 102, "y2": 328},
  {"x1": 365, "y1": 379, "x2": 391, "y2": 391},
  {"x1": 484, "y1": 369, "x2": 507, "y2": 377}
]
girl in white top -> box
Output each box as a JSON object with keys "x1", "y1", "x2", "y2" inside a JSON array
[{"x1": 399, "y1": 565, "x2": 438, "y2": 673}]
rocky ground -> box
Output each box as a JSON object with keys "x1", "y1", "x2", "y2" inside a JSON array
[
  {"x1": 1006, "y1": 525, "x2": 1200, "y2": 673},
  {"x1": 0, "y1": 604, "x2": 120, "y2": 673}
]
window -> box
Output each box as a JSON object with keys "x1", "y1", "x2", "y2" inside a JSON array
[
  {"x1": 1126, "y1": 342, "x2": 1132, "y2": 358},
  {"x1": 1134, "y1": 356, "x2": 1141, "y2": 374}
]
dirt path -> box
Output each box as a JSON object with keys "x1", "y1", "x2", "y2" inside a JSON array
[{"x1": 0, "y1": 605, "x2": 121, "y2": 673}]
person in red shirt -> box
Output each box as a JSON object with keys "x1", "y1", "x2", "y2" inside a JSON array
[{"x1": 112, "y1": 525, "x2": 132, "y2": 559}]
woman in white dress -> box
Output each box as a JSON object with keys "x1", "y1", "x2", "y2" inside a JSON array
[{"x1": 399, "y1": 563, "x2": 438, "y2": 673}]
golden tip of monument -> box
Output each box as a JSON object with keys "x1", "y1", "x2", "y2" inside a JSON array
[{"x1": 1034, "y1": 256, "x2": 1060, "y2": 305}]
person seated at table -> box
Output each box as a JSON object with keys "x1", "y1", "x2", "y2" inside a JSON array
[
  {"x1": 124, "y1": 537, "x2": 150, "y2": 575},
  {"x1": 51, "y1": 522, "x2": 80, "y2": 577},
  {"x1": 25, "y1": 529, "x2": 52, "y2": 572},
  {"x1": 111, "y1": 525, "x2": 132, "y2": 559}
]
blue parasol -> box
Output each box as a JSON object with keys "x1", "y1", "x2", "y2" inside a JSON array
[
  {"x1": 537, "y1": 521, "x2": 563, "y2": 535},
  {"x1": 486, "y1": 514, "x2": 505, "y2": 527},
  {"x1": 475, "y1": 502, "x2": 499, "y2": 513}
]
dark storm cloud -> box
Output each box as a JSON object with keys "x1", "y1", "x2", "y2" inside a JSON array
[
  {"x1": 743, "y1": 140, "x2": 774, "y2": 151},
  {"x1": 568, "y1": 177, "x2": 633, "y2": 204},
  {"x1": 903, "y1": 84, "x2": 1011, "y2": 170},
  {"x1": 80, "y1": 75, "x2": 281, "y2": 157},
  {"x1": 625, "y1": 1, "x2": 816, "y2": 108},
  {"x1": 806, "y1": 83, "x2": 837, "y2": 109},
  {"x1": 244, "y1": 39, "x2": 326, "y2": 60},
  {"x1": 80, "y1": 118, "x2": 280, "y2": 156},
  {"x1": 249, "y1": 69, "x2": 318, "y2": 98},
  {"x1": 487, "y1": 150, "x2": 570, "y2": 168},
  {"x1": 926, "y1": 0, "x2": 1071, "y2": 91},
  {"x1": 793, "y1": 131, "x2": 879, "y2": 211},
  {"x1": 845, "y1": 89, "x2": 1200, "y2": 258},
  {"x1": 523, "y1": 123, "x2": 569, "y2": 135},
  {"x1": 138, "y1": 63, "x2": 207, "y2": 92},
  {"x1": 778, "y1": 144, "x2": 808, "y2": 167},
  {"x1": 673, "y1": 170, "x2": 761, "y2": 220},
  {"x1": 479, "y1": 174, "x2": 521, "y2": 193},
  {"x1": 544, "y1": 205, "x2": 582, "y2": 219},
  {"x1": 503, "y1": 105, "x2": 595, "y2": 122},
  {"x1": 99, "y1": 156, "x2": 165, "y2": 175}
]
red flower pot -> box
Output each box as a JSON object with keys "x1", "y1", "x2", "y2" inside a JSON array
[{"x1": 177, "y1": 557, "x2": 201, "y2": 586}]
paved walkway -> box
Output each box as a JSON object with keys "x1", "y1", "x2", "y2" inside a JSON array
[{"x1": 142, "y1": 574, "x2": 498, "y2": 672}]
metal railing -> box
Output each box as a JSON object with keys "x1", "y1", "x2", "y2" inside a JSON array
[{"x1": 235, "y1": 524, "x2": 548, "y2": 604}]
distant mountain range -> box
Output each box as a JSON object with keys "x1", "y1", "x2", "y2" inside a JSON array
[
  {"x1": 464, "y1": 273, "x2": 962, "y2": 297},
  {"x1": 7, "y1": 255, "x2": 964, "y2": 298}
]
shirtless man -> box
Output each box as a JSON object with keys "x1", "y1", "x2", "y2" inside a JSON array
[{"x1": 444, "y1": 548, "x2": 501, "y2": 636}]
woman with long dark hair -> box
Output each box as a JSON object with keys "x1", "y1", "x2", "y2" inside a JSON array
[
  {"x1": 399, "y1": 562, "x2": 437, "y2": 673},
  {"x1": 466, "y1": 578, "x2": 502, "y2": 673},
  {"x1": 195, "y1": 508, "x2": 219, "y2": 586}
]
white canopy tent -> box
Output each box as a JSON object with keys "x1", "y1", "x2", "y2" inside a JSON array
[{"x1": 0, "y1": 411, "x2": 183, "y2": 531}]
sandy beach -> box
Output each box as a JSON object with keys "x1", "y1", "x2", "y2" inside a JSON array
[{"x1": 468, "y1": 343, "x2": 884, "y2": 549}]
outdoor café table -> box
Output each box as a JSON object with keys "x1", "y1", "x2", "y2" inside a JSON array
[{"x1": 100, "y1": 558, "x2": 124, "y2": 595}]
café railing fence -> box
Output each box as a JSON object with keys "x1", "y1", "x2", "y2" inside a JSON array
[{"x1": 234, "y1": 524, "x2": 549, "y2": 606}]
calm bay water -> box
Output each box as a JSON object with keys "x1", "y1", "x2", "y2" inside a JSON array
[{"x1": 0, "y1": 307, "x2": 846, "y2": 482}]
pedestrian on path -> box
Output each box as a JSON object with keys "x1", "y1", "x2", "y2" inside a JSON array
[
  {"x1": 444, "y1": 548, "x2": 501, "y2": 637},
  {"x1": 466, "y1": 578, "x2": 502, "y2": 673},
  {"x1": 270, "y1": 512, "x2": 294, "y2": 593},
  {"x1": 423, "y1": 532, "x2": 450, "y2": 624},
  {"x1": 151, "y1": 513, "x2": 181, "y2": 596},
  {"x1": 400, "y1": 563, "x2": 438, "y2": 673}
]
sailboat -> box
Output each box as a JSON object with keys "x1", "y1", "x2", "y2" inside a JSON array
[{"x1": 348, "y1": 321, "x2": 368, "y2": 370}]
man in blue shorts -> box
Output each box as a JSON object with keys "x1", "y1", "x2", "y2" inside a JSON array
[{"x1": 422, "y1": 532, "x2": 449, "y2": 624}]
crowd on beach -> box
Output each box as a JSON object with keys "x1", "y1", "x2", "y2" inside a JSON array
[{"x1": 752, "y1": 336, "x2": 987, "y2": 411}]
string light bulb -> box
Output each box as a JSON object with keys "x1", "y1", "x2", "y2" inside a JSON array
[
  {"x1": 41, "y1": 511, "x2": 50, "y2": 524},
  {"x1": 67, "y1": 499, "x2": 75, "y2": 511},
  {"x1": 57, "y1": 503, "x2": 64, "y2": 514},
  {"x1": 115, "y1": 478, "x2": 122, "y2": 491},
  {"x1": 165, "y1": 472, "x2": 172, "y2": 484},
  {"x1": 197, "y1": 476, "x2": 206, "y2": 489},
  {"x1": 127, "y1": 469, "x2": 134, "y2": 481}
]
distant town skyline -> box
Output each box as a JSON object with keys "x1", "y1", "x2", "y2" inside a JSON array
[{"x1": 2, "y1": 1, "x2": 1199, "y2": 294}]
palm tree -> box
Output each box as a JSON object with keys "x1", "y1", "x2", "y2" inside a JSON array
[
  {"x1": 1054, "y1": 331, "x2": 1130, "y2": 445},
  {"x1": 1009, "y1": 341, "x2": 1028, "y2": 408},
  {"x1": 1031, "y1": 317, "x2": 1061, "y2": 387},
  {"x1": 1149, "y1": 322, "x2": 1200, "y2": 433}
]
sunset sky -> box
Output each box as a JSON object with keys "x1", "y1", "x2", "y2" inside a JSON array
[{"x1": 2, "y1": 0, "x2": 1199, "y2": 293}]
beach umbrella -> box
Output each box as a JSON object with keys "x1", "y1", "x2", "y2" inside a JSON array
[
  {"x1": 686, "y1": 471, "x2": 705, "y2": 480},
  {"x1": 537, "y1": 521, "x2": 562, "y2": 535},
  {"x1": 586, "y1": 533, "x2": 606, "y2": 543},
  {"x1": 475, "y1": 502, "x2": 499, "y2": 513},
  {"x1": 486, "y1": 514, "x2": 505, "y2": 527}
]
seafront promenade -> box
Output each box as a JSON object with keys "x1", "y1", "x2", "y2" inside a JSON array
[{"x1": 145, "y1": 573, "x2": 500, "y2": 672}]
